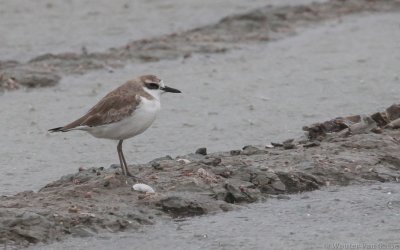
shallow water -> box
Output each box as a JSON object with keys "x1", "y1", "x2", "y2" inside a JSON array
[
  {"x1": 0, "y1": 0, "x2": 324, "y2": 61},
  {"x1": 30, "y1": 183, "x2": 400, "y2": 250}
]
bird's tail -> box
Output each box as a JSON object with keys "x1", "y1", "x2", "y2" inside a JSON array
[{"x1": 48, "y1": 127, "x2": 67, "y2": 132}]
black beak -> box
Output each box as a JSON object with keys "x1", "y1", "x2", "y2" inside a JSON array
[{"x1": 161, "y1": 86, "x2": 181, "y2": 93}]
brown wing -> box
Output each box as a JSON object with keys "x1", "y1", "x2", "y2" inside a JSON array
[{"x1": 60, "y1": 93, "x2": 141, "y2": 131}]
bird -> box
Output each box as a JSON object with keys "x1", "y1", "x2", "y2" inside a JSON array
[{"x1": 49, "y1": 75, "x2": 181, "y2": 177}]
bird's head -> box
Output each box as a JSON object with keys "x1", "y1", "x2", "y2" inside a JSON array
[{"x1": 139, "y1": 75, "x2": 181, "y2": 99}]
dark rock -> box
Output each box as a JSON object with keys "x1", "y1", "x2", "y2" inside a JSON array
[
  {"x1": 201, "y1": 157, "x2": 221, "y2": 166},
  {"x1": 158, "y1": 196, "x2": 207, "y2": 217},
  {"x1": 275, "y1": 172, "x2": 322, "y2": 193},
  {"x1": 241, "y1": 145, "x2": 265, "y2": 155},
  {"x1": 151, "y1": 162, "x2": 163, "y2": 170},
  {"x1": 371, "y1": 112, "x2": 390, "y2": 127},
  {"x1": 109, "y1": 164, "x2": 119, "y2": 169},
  {"x1": 386, "y1": 104, "x2": 400, "y2": 121},
  {"x1": 223, "y1": 181, "x2": 258, "y2": 203},
  {"x1": 271, "y1": 142, "x2": 284, "y2": 147},
  {"x1": 251, "y1": 172, "x2": 286, "y2": 194},
  {"x1": 195, "y1": 147, "x2": 207, "y2": 155},
  {"x1": 283, "y1": 139, "x2": 296, "y2": 150},
  {"x1": 303, "y1": 141, "x2": 320, "y2": 148},
  {"x1": 230, "y1": 150, "x2": 241, "y2": 156},
  {"x1": 213, "y1": 166, "x2": 233, "y2": 178}
]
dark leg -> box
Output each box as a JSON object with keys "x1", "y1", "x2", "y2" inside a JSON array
[
  {"x1": 120, "y1": 147, "x2": 133, "y2": 177},
  {"x1": 117, "y1": 140, "x2": 134, "y2": 177},
  {"x1": 117, "y1": 140, "x2": 127, "y2": 176}
]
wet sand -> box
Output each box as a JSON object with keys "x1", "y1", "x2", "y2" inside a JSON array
[{"x1": 29, "y1": 183, "x2": 400, "y2": 250}]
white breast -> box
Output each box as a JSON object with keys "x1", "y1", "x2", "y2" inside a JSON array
[{"x1": 85, "y1": 97, "x2": 161, "y2": 140}]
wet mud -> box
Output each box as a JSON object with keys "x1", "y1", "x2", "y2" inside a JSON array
[
  {"x1": 1, "y1": 0, "x2": 399, "y2": 91},
  {"x1": 1, "y1": 104, "x2": 400, "y2": 248}
]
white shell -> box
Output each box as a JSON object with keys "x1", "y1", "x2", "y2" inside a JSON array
[
  {"x1": 132, "y1": 183, "x2": 155, "y2": 193},
  {"x1": 177, "y1": 158, "x2": 191, "y2": 164}
]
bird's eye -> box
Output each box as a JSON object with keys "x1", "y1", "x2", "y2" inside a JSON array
[{"x1": 146, "y1": 83, "x2": 159, "y2": 89}]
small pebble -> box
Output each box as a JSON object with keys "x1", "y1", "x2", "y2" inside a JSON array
[
  {"x1": 303, "y1": 141, "x2": 320, "y2": 148},
  {"x1": 68, "y1": 205, "x2": 79, "y2": 213},
  {"x1": 195, "y1": 147, "x2": 207, "y2": 155},
  {"x1": 271, "y1": 142, "x2": 283, "y2": 147},
  {"x1": 230, "y1": 150, "x2": 241, "y2": 156},
  {"x1": 152, "y1": 162, "x2": 163, "y2": 170}
]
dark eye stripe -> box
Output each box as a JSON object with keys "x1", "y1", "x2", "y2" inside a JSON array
[{"x1": 146, "y1": 83, "x2": 159, "y2": 89}]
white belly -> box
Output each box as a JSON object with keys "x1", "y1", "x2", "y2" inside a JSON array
[{"x1": 84, "y1": 97, "x2": 160, "y2": 140}]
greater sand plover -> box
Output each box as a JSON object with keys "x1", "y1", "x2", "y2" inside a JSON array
[{"x1": 49, "y1": 75, "x2": 181, "y2": 176}]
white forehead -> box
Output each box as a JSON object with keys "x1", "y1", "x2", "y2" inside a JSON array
[{"x1": 159, "y1": 80, "x2": 165, "y2": 88}]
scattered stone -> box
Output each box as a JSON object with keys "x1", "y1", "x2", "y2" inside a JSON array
[
  {"x1": 230, "y1": 150, "x2": 241, "y2": 156},
  {"x1": 157, "y1": 196, "x2": 207, "y2": 217},
  {"x1": 195, "y1": 148, "x2": 207, "y2": 155},
  {"x1": 242, "y1": 145, "x2": 265, "y2": 155},
  {"x1": 386, "y1": 104, "x2": 400, "y2": 121},
  {"x1": 271, "y1": 142, "x2": 284, "y2": 147},
  {"x1": 151, "y1": 162, "x2": 163, "y2": 170},
  {"x1": 201, "y1": 157, "x2": 222, "y2": 166},
  {"x1": 282, "y1": 139, "x2": 296, "y2": 150},
  {"x1": 68, "y1": 205, "x2": 79, "y2": 213},
  {"x1": 303, "y1": 141, "x2": 320, "y2": 148},
  {"x1": 371, "y1": 112, "x2": 390, "y2": 127}
]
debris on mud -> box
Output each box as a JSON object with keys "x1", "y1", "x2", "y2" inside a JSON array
[
  {"x1": 303, "y1": 103, "x2": 400, "y2": 140},
  {"x1": 0, "y1": 67, "x2": 61, "y2": 90},
  {"x1": 2, "y1": 0, "x2": 400, "y2": 91},
  {"x1": 1, "y1": 104, "x2": 400, "y2": 248}
]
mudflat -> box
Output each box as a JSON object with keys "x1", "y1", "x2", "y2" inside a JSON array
[{"x1": 1, "y1": 0, "x2": 400, "y2": 249}]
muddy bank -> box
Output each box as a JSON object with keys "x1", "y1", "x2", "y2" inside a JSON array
[
  {"x1": 1, "y1": 104, "x2": 400, "y2": 248},
  {"x1": 1, "y1": 0, "x2": 400, "y2": 91}
]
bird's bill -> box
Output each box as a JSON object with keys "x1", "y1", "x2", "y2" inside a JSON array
[{"x1": 161, "y1": 86, "x2": 181, "y2": 93}]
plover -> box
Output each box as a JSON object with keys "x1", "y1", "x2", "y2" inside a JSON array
[{"x1": 49, "y1": 75, "x2": 181, "y2": 177}]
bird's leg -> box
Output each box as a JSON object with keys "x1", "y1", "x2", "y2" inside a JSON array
[
  {"x1": 118, "y1": 140, "x2": 134, "y2": 177},
  {"x1": 117, "y1": 140, "x2": 127, "y2": 176},
  {"x1": 120, "y1": 149, "x2": 134, "y2": 177}
]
